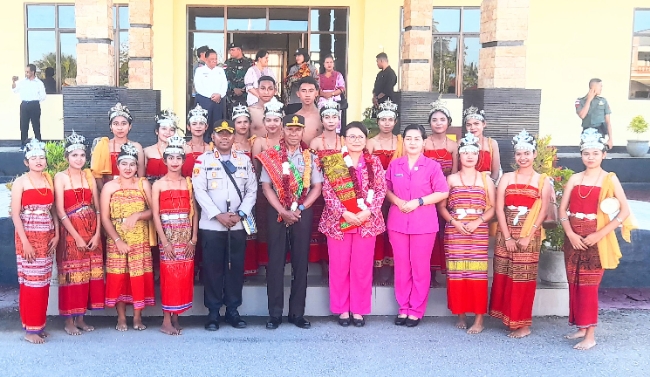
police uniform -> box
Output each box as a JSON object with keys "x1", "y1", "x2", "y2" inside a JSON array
[
  {"x1": 192, "y1": 120, "x2": 257, "y2": 326},
  {"x1": 258, "y1": 115, "x2": 323, "y2": 327},
  {"x1": 576, "y1": 95, "x2": 611, "y2": 136}
]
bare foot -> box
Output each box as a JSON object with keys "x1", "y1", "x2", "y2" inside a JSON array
[
  {"x1": 456, "y1": 315, "x2": 467, "y2": 329},
  {"x1": 507, "y1": 327, "x2": 531, "y2": 339},
  {"x1": 160, "y1": 323, "x2": 179, "y2": 335},
  {"x1": 115, "y1": 318, "x2": 128, "y2": 332},
  {"x1": 467, "y1": 323, "x2": 484, "y2": 335},
  {"x1": 565, "y1": 329, "x2": 586, "y2": 340},
  {"x1": 24, "y1": 333, "x2": 45, "y2": 344},
  {"x1": 574, "y1": 339, "x2": 597, "y2": 350},
  {"x1": 75, "y1": 317, "x2": 95, "y2": 332},
  {"x1": 171, "y1": 315, "x2": 183, "y2": 332},
  {"x1": 64, "y1": 322, "x2": 82, "y2": 336},
  {"x1": 133, "y1": 320, "x2": 147, "y2": 331}
]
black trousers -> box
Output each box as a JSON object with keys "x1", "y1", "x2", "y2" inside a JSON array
[
  {"x1": 201, "y1": 229, "x2": 246, "y2": 319},
  {"x1": 20, "y1": 101, "x2": 41, "y2": 145},
  {"x1": 195, "y1": 94, "x2": 223, "y2": 143},
  {"x1": 266, "y1": 206, "x2": 313, "y2": 318}
]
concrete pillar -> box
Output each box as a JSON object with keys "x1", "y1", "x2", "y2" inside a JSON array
[
  {"x1": 400, "y1": 0, "x2": 434, "y2": 92},
  {"x1": 479, "y1": 0, "x2": 530, "y2": 88},
  {"x1": 128, "y1": 0, "x2": 154, "y2": 89},
  {"x1": 75, "y1": 0, "x2": 115, "y2": 86}
]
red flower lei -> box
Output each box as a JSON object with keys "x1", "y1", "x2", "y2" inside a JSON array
[
  {"x1": 278, "y1": 139, "x2": 311, "y2": 210},
  {"x1": 347, "y1": 148, "x2": 375, "y2": 207}
]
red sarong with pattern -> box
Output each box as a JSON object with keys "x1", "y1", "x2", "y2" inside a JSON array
[{"x1": 425, "y1": 149, "x2": 454, "y2": 272}]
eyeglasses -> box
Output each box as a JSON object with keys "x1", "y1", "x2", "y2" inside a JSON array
[{"x1": 345, "y1": 135, "x2": 366, "y2": 141}]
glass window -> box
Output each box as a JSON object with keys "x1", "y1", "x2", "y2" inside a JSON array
[
  {"x1": 59, "y1": 32, "x2": 77, "y2": 87},
  {"x1": 28, "y1": 30, "x2": 56, "y2": 78},
  {"x1": 227, "y1": 8, "x2": 266, "y2": 31},
  {"x1": 462, "y1": 8, "x2": 480, "y2": 33},
  {"x1": 432, "y1": 36, "x2": 458, "y2": 94},
  {"x1": 190, "y1": 32, "x2": 225, "y2": 65},
  {"x1": 432, "y1": 8, "x2": 460, "y2": 33},
  {"x1": 269, "y1": 8, "x2": 308, "y2": 31},
  {"x1": 58, "y1": 5, "x2": 75, "y2": 29},
  {"x1": 310, "y1": 33, "x2": 347, "y2": 77},
  {"x1": 633, "y1": 10, "x2": 650, "y2": 33},
  {"x1": 630, "y1": 10, "x2": 650, "y2": 99},
  {"x1": 27, "y1": 5, "x2": 55, "y2": 28},
  {"x1": 310, "y1": 9, "x2": 347, "y2": 32},
  {"x1": 118, "y1": 6, "x2": 130, "y2": 29},
  {"x1": 118, "y1": 31, "x2": 129, "y2": 87},
  {"x1": 189, "y1": 7, "x2": 225, "y2": 31},
  {"x1": 462, "y1": 36, "x2": 479, "y2": 91}
]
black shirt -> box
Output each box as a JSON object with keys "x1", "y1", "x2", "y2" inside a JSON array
[
  {"x1": 373, "y1": 66, "x2": 397, "y2": 103},
  {"x1": 43, "y1": 77, "x2": 57, "y2": 94}
]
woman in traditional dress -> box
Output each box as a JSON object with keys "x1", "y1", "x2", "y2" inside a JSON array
[
  {"x1": 386, "y1": 124, "x2": 449, "y2": 327},
  {"x1": 182, "y1": 104, "x2": 212, "y2": 178},
  {"x1": 317, "y1": 55, "x2": 346, "y2": 131},
  {"x1": 152, "y1": 135, "x2": 198, "y2": 335},
  {"x1": 437, "y1": 132, "x2": 495, "y2": 334},
  {"x1": 463, "y1": 106, "x2": 500, "y2": 181},
  {"x1": 285, "y1": 48, "x2": 318, "y2": 114},
  {"x1": 424, "y1": 100, "x2": 459, "y2": 287},
  {"x1": 90, "y1": 103, "x2": 145, "y2": 189},
  {"x1": 319, "y1": 121, "x2": 386, "y2": 326},
  {"x1": 11, "y1": 139, "x2": 59, "y2": 344},
  {"x1": 367, "y1": 99, "x2": 403, "y2": 284},
  {"x1": 232, "y1": 103, "x2": 260, "y2": 277},
  {"x1": 54, "y1": 131, "x2": 104, "y2": 335},
  {"x1": 559, "y1": 128, "x2": 633, "y2": 350},
  {"x1": 489, "y1": 130, "x2": 551, "y2": 338},
  {"x1": 100, "y1": 143, "x2": 155, "y2": 331},
  {"x1": 144, "y1": 110, "x2": 179, "y2": 182}
]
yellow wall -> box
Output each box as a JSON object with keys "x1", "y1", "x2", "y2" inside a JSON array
[{"x1": 527, "y1": 0, "x2": 650, "y2": 146}]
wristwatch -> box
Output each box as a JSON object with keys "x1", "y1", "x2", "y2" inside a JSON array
[
  {"x1": 298, "y1": 204, "x2": 306, "y2": 211},
  {"x1": 237, "y1": 210, "x2": 246, "y2": 219},
  {"x1": 418, "y1": 198, "x2": 424, "y2": 207}
]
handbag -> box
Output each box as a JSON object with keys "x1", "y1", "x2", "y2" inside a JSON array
[{"x1": 218, "y1": 159, "x2": 257, "y2": 235}]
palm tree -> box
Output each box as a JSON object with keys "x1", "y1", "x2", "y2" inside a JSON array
[{"x1": 33, "y1": 52, "x2": 77, "y2": 84}]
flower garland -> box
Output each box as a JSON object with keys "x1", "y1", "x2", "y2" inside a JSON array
[
  {"x1": 341, "y1": 146, "x2": 375, "y2": 211},
  {"x1": 278, "y1": 139, "x2": 312, "y2": 211}
]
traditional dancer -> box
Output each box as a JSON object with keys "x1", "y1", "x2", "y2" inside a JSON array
[
  {"x1": 319, "y1": 121, "x2": 386, "y2": 327},
  {"x1": 54, "y1": 131, "x2": 104, "y2": 335},
  {"x1": 559, "y1": 128, "x2": 634, "y2": 350},
  {"x1": 437, "y1": 133, "x2": 495, "y2": 334},
  {"x1": 144, "y1": 109, "x2": 179, "y2": 182},
  {"x1": 463, "y1": 106, "x2": 500, "y2": 181},
  {"x1": 386, "y1": 125, "x2": 449, "y2": 327},
  {"x1": 182, "y1": 104, "x2": 212, "y2": 177},
  {"x1": 367, "y1": 99, "x2": 403, "y2": 284},
  {"x1": 100, "y1": 143, "x2": 155, "y2": 331},
  {"x1": 424, "y1": 100, "x2": 458, "y2": 286},
  {"x1": 489, "y1": 130, "x2": 551, "y2": 338},
  {"x1": 152, "y1": 135, "x2": 198, "y2": 335},
  {"x1": 90, "y1": 103, "x2": 145, "y2": 189},
  {"x1": 10, "y1": 139, "x2": 58, "y2": 344}
]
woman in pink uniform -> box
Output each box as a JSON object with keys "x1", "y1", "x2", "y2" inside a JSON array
[{"x1": 385, "y1": 124, "x2": 449, "y2": 327}]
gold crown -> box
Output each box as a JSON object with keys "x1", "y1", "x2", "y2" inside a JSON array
[
  {"x1": 65, "y1": 130, "x2": 86, "y2": 152},
  {"x1": 109, "y1": 102, "x2": 132, "y2": 122}
]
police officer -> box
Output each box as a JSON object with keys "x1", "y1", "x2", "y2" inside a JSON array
[
  {"x1": 224, "y1": 42, "x2": 253, "y2": 113},
  {"x1": 576, "y1": 78, "x2": 613, "y2": 149},
  {"x1": 257, "y1": 114, "x2": 323, "y2": 330},
  {"x1": 192, "y1": 119, "x2": 257, "y2": 331}
]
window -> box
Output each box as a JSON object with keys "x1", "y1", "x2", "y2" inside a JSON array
[
  {"x1": 114, "y1": 5, "x2": 130, "y2": 87},
  {"x1": 309, "y1": 8, "x2": 347, "y2": 76},
  {"x1": 432, "y1": 7, "x2": 480, "y2": 97},
  {"x1": 630, "y1": 9, "x2": 650, "y2": 99},
  {"x1": 26, "y1": 4, "x2": 76, "y2": 92}
]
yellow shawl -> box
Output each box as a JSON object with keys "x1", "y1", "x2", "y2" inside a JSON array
[
  {"x1": 90, "y1": 137, "x2": 112, "y2": 179},
  {"x1": 597, "y1": 173, "x2": 635, "y2": 269},
  {"x1": 392, "y1": 135, "x2": 404, "y2": 161},
  {"x1": 521, "y1": 173, "x2": 548, "y2": 240},
  {"x1": 137, "y1": 178, "x2": 158, "y2": 247}
]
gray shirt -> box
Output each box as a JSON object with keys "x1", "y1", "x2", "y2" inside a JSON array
[
  {"x1": 192, "y1": 150, "x2": 257, "y2": 231},
  {"x1": 260, "y1": 147, "x2": 323, "y2": 189}
]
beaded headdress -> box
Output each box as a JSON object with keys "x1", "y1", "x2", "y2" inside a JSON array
[
  {"x1": 187, "y1": 104, "x2": 208, "y2": 124},
  {"x1": 319, "y1": 98, "x2": 340, "y2": 118},
  {"x1": 232, "y1": 103, "x2": 250, "y2": 120},
  {"x1": 109, "y1": 102, "x2": 133, "y2": 123},
  {"x1": 155, "y1": 109, "x2": 179, "y2": 129},
  {"x1": 24, "y1": 138, "x2": 46, "y2": 159},
  {"x1": 377, "y1": 99, "x2": 398, "y2": 119},
  {"x1": 580, "y1": 128, "x2": 608, "y2": 151},
  {"x1": 463, "y1": 106, "x2": 485, "y2": 123},
  {"x1": 458, "y1": 132, "x2": 480, "y2": 154},
  {"x1": 117, "y1": 142, "x2": 138, "y2": 162},
  {"x1": 512, "y1": 129, "x2": 537, "y2": 151},
  {"x1": 429, "y1": 100, "x2": 451, "y2": 119},
  {"x1": 264, "y1": 97, "x2": 284, "y2": 119},
  {"x1": 65, "y1": 130, "x2": 86, "y2": 153},
  {"x1": 164, "y1": 135, "x2": 186, "y2": 156}
]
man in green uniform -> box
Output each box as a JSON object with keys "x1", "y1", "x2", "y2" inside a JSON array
[
  {"x1": 575, "y1": 78, "x2": 613, "y2": 149},
  {"x1": 224, "y1": 43, "x2": 253, "y2": 112}
]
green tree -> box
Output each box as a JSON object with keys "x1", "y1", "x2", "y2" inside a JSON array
[
  {"x1": 119, "y1": 42, "x2": 129, "y2": 87},
  {"x1": 34, "y1": 52, "x2": 77, "y2": 84}
]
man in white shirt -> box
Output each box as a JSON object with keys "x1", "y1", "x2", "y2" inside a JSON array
[
  {"x1": 193, "y1": 49, "x2": 228, "y2": 141},
  {"x1": 12, "y1": 64, "x2": 46, "y2": 150}
]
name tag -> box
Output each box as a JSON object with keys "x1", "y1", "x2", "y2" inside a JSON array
[{"x1": 395, "y1": 173, "x2": 403, "y2": 177}]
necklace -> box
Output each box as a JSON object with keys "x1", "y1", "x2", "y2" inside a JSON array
[
  {"x1": 27, "y1": 172, "x2": 49, "y2": 196},
  {"x1": 377, "y1": 135, "x2": 394, "y2": 151},
  {"x1": 514, "y1": 169, "x2": 535, "y2": 190},
  {"x1": 458, "y1": 169, "x2": 478, "y2": 188},
  {"x1": 67, "y1": 168, "x2": 87, "y2": 204},
  {"x1": 111, "y1": 138, "x2": 129, "y2": 154},
  {"x1": 156, "y1": 142, "x2": 166, "y2": 158},
  {"x1": 578, "y1": 170, "x2": 603, "y2": 199},
  {"x1": 165, "y1": 177, "x2": 184, "y2": 213},
  {"x1": 188, "y1": 140, "x2": 207, "y2": 154},
  {"x1": 321, "y1": 132, "x2": 340, "y2": 150},
  {"x1": 427, "y1": 136, "x2": 448, "y2": 160}
]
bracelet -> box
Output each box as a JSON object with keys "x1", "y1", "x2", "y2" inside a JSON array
[
  {"x1": 189, "y1": 240, "x2": 196, "y2": 246},
  {"x1": 163, "y1": 243, "x2": 170, "y2": 249},
  {"x1": 559, "y1": 217, "x2": 568, "y2": 222},
  {"x1": 532, "y1": 224, "x2": 538, "y2": 228},
  {"x1": 114, "y1": 237, "x2": 121, "y2": 243},
  {"x1": 60, "y1": 215, "x2": 68, "y2": 221},
  {"x1": 96, "y1": 211, "x2": 100, "y2": 215},
  {"x1": 505, "y1": 237, "x2": 513, "y2": 241},
  {"x1": 479, "y1": 215, "x2": 486, "y2": 222},
  {"x1": 616, "y1": 217, "x2": 623, "y2": 224}
]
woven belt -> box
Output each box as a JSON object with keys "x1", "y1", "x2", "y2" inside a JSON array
[
  {"x1": 568, "y1": 212, "x2": 597, "y2": 220},
  {"x1": 22, "y1": 210, "x2": 48, "y2": 215},
  {"x1": 454, "y1": 208, "x2": 484, "y2": 219},
  {"x1": 506, "y1": 205, "x2": 529, "y2": 226},
  {"x1": 160, "y1": 214, "x2": 189, "y2": 221}
]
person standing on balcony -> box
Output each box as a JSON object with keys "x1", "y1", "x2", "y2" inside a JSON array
[
  {"x1": 12, "y1": 64, "x2": 46, "y2": 151},
  {"x1": 575, "y1": 78, "x2": 613, "y2": 150},
  {"x1": 372, "y1": 53, "x2": 397, "y2": 108},
  {"x1": 194, "y1": 49, "x2": 228, "y2": 141},
  {"x1": 224, "y1": 43, "x2": 253, "y2": 112}
]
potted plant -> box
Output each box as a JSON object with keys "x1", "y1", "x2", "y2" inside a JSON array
[
  {"x1": 362, "y1": 107, "x2": 379, "y2": 138},
  {"x1": 626, "y1": 115, "x2": 649, "y2": 157}
]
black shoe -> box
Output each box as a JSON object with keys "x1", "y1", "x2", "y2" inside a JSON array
[
  {"x1": 338, "y1": 315, "x2": 351, "y2": 327},
  {"x1": 405, "y1": 317, "x2": 421, "y2": 327},
  {"x1": 225, "y1": 313, "x2": 247, "y2": 329},
  {"x1": 288, "y1": 316, "x2": 311, "y2": 329},
  {"x1": 352, "y1": 316, "x2": 365, "y2": 327},
  {"x1": 394, "y1": 315, "x2": 407, "y2": 326},
  {"x1": 266, "y1": 316, "x2": 282, "y2": 330},
  {"x1": 204, "y1": 320, "x2": 219, "y2": 331}
]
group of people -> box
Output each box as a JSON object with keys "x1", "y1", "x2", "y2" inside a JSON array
[{"x1": 11, "y1": 73, "x2": 633, "y2": 352}]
